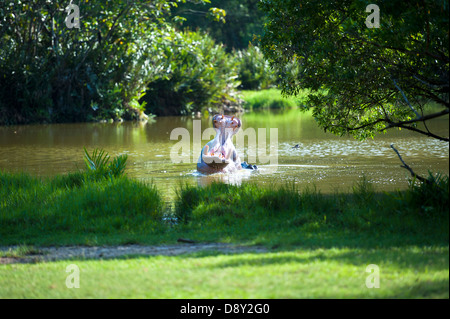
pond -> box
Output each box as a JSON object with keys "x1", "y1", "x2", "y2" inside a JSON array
[{"x1": 0, "y1": 109, "x2": 448, "y2": 202}]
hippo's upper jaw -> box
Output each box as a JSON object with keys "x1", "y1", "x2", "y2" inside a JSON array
[{"x1": 197, "y1": 115, "x2": 242, "y2": 174}]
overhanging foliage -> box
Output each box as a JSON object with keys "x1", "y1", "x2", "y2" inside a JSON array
[{"x1": 260, "y1": 0, "x2": 449, "y2": 141}]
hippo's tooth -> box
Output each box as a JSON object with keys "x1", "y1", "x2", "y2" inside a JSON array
[{"x1": 203, "y1": 156, "x2": 213, "y2": 164}]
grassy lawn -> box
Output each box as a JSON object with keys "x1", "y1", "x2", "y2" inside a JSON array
[
  {"x1": 240, "y1": 89, "x2": 306, "y2": 110},
  {"x1": 0, "y1": 167, "x2": 448, "y2": 298},
  {"x1": 1, "y1": 247, "x2": 448, "y2": 298}
]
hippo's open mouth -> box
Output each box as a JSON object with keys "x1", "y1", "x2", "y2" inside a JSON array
[{"x1": 201, "y1": 115, "x2": 241, "y2": 170}]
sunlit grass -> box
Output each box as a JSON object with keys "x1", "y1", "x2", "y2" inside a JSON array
[
  {"x1": 1, "y1": 246, "x2": 447, "y2": 298},
  {"x1": 241, "y1": 89, "x2": 306, "y2": 110},
  {"x1": 0, "y1": 245, "x2": 41, "y2": 258}
]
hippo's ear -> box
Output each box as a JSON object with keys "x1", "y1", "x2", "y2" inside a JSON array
[
  {"x1": 212, "y1": 115, "x2": 220, "y2": 128},
  {"x1": 203, "y1": 145, "x2": 209, "y2": 156}
]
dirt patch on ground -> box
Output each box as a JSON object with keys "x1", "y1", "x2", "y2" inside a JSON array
[{"x1": 0, "y1": 243, "x2": 269, "y2": 264}]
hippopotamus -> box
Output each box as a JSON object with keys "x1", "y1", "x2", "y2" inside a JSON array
[{"x1": 197, "y1": 114, "x2": 257, "y2": 175}]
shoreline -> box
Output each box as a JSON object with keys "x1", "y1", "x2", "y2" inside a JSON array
[{"x1": 0, "y1": 243, "x2": 269, "y2": 265}]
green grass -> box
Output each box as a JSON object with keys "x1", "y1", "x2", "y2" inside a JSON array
[
  {"x1": 0, "y1": 171, "x2": 165, "y2": 246},
  {"x1": 241, "y1": 89, "x2": 306, "y2": 110},
  {"x1": 1, "y1": 171, "x2": 448, "y2": 248},
  {"x1": 1, "y1": 247, "x2": 447, "y2": 298},
  {"x1": 0, "y1": 245, "x2": 41, "y2": 258},
  {"x1": 173, "y1": 179, "x2": 449, "y2": 249},
  {"x1": 1, "y1": 169, "x2": 448, "y2": 298}
]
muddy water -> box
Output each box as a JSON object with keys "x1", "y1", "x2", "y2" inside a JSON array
[{"x1": 0, "y1": 109, "x2": 448, "y2": 201}]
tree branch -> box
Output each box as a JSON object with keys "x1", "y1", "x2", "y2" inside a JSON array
[
  {"x1": 390, "y1": 144, "x2": 432, "y2": 185},
  {"x1": 387, "y1": 123, "x2": 449, "y2": 142},
  {"x1": 350, "y1": 33, "x2": 449, "y2": 63},
  {"x1": 392, "y1": 78, "x2": 421, "y2": 119},
  {"x1": 413, "y1": 75, "x2": 449, "y2": 90},
  {"x1": 335, "y1": 109, "x2": 449, "y2": 142},
  {"x1": 386, "y1": 109, "x2": 449, "y2": 126}
]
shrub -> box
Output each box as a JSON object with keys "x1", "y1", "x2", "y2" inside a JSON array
[
  {"x1": 174, "y1": 182, "x2": 301, "y2": 224},
  {"x1": 84, "y1": 148, "x2": 128, "y2": 179},
  {"x1": 234, "y1": 45, "x2": 276, "y2": 90},
  {"x1": 0, "y1": 173, "x2": 164, "y2": 241},
  {"x1": 0, "y1": 1, "x2": 191, "y2": 124},
  {"x1": 141, "y1": 31, "x2": 241, "y2": 116},
  {"x1": 407, "y1": 173, "x2": 449, "y2": 215}
]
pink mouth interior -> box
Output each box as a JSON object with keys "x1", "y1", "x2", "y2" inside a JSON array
[{"x1": 204, "y1": 115, "x2": 241, "y2": 164}]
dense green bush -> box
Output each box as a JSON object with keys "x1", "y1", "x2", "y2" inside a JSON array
[
  {"x1": 233, "y1": 44, "x2": 301, "y2": 93},
  {"x1": 141, "y1": 31, "x2": 240, "y2": 116},
  {"x1": 234, "y1": 45, "x2": 276, "y2": 90},
  {"x1": 0, "y1": 0, "x2": 239, "y2": 124},
  {"x1": 0, "y1": 1, "x2": 177, "y2": 124}
]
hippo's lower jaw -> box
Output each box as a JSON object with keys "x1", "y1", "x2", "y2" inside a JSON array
[
  {"x1": 197, "y1": 159, "x2": 257, "y2": 175},
  {"x1": 197, "y1": 147, "x2": 237, "y2": 175},
  {"x1": 202, "y1": 156, "x2": 231, "y2": 170}
]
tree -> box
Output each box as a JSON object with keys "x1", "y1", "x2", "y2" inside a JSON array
[
  {"x1": 140, "y1": 31, "x2": 240, "y2": 116},
  {"x1": 259, "y1": 0, "x2": 449, "y2": 142},
  {"x1": 0, "y1": 0, "x2": 177, "y2": 123},
  {"x1": 173, "y1": 0, "x2": 266, "y2": 50},
  {"x1": 0, "y1": 0, "x2": 229, "y2": 124}
]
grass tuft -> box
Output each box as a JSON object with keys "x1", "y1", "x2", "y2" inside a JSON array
[{"x1": 241, "y1": 89, "x2": 305, "y2": 110}]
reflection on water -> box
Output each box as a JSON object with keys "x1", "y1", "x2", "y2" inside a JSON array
[{"x1": 0, "y1": 109, "x2": 448, "y2": 201}]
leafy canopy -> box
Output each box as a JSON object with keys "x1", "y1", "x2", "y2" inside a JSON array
[{"x1": 260, "y1": 0, "x2": 449, "y2": 141}]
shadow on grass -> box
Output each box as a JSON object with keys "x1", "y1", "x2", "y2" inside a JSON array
[{"x1": 204, "y1": 247, "x2": 449, "y2": 272}]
